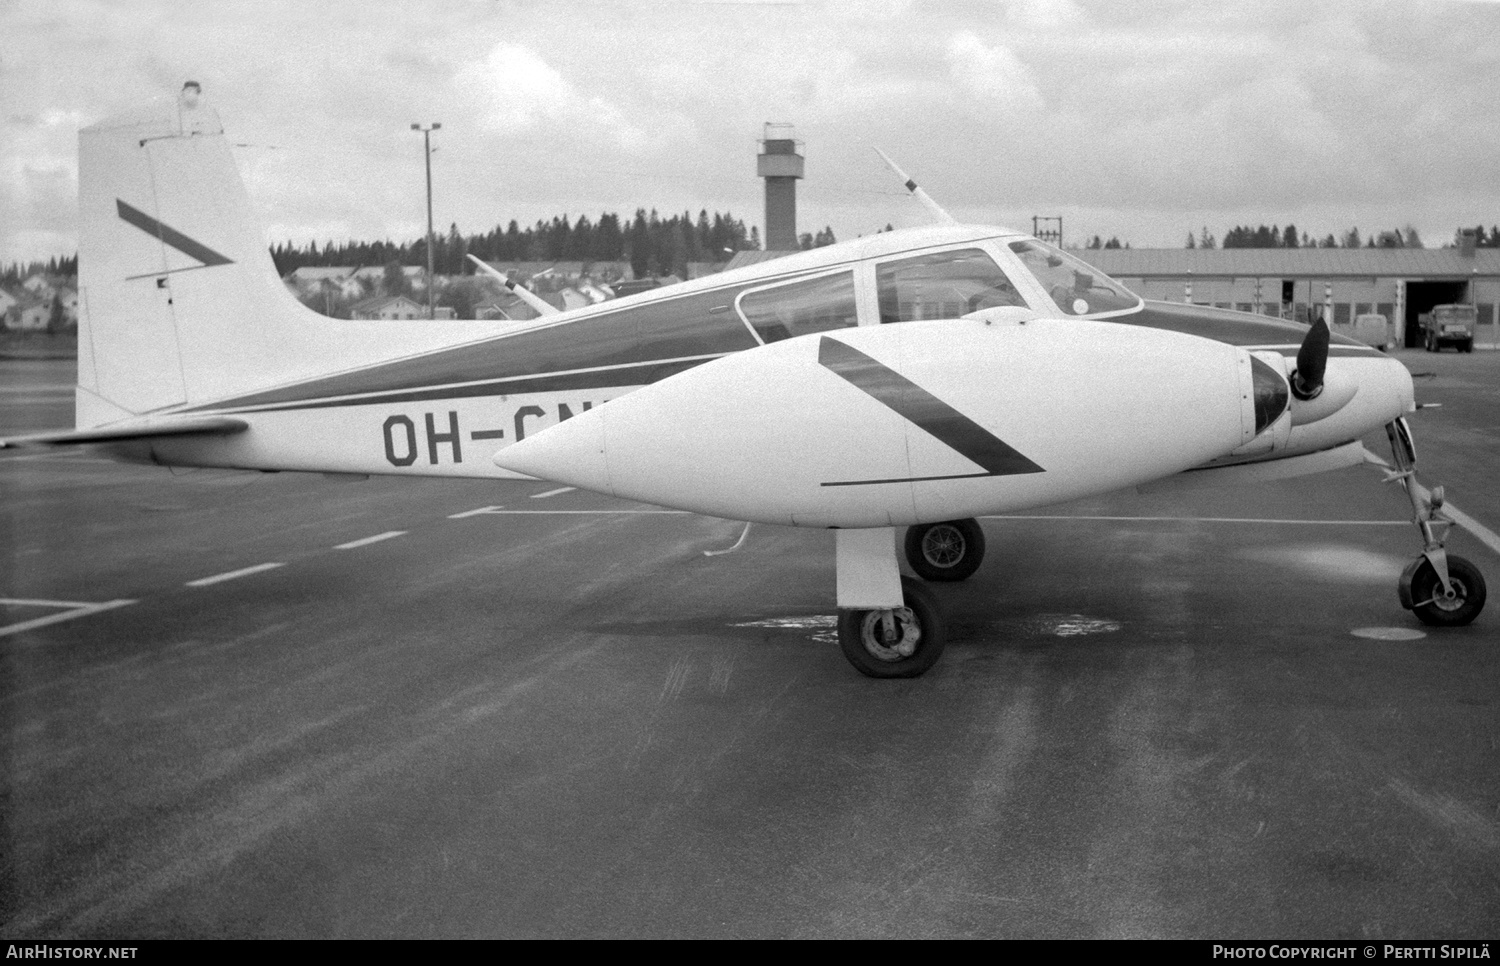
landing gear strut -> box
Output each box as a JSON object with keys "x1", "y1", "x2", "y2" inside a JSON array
[
  {"x1": 836, "y1": 528, "x2": 947, "y2": 677},
  {"x1": 1384, "y1": 418, "x2": 1486, "y2": 626},
  {"x1": 904, "y1": 518, "x2": 986, "y2": 582}
]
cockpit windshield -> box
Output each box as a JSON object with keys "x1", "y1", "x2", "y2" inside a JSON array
[{"x1": 1007, "y1": 239, "x2": 1141, "y2": 317}]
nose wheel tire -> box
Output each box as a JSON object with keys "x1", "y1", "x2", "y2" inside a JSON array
[
  {"x1": 1401, "y1": 554, "x2": 1486, "y2": 627},
  {"x1": 904, "y1": 518, "x2": 986, "y2": 582},
  {"x1": 838, "y1": 577, "x2": 946, "y2": 678}
]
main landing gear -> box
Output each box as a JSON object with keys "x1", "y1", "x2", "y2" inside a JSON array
[
  {"x1": 835, "y1": 529, "x2": 947, "y2": 677},
  {"x1": 903, "y1": 518, "x2": 986, "y2": 582},
  {"x1": 831, "y1": 520, "x2": 989, "y2": 677},
  {"x1": 1384, "y1": 418, "x2": 1487, "y2": 626}
]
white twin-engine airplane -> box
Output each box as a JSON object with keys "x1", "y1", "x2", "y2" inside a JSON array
[{"x1": 5, "y1": 88, "x2": 1485, "y2": 677}]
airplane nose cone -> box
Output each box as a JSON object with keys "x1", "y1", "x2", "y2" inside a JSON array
[{"x1": 492, "y1": 410, "x2": 613, "y2": 494}]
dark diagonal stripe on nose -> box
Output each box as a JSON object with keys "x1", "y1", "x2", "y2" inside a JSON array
[{"x1": 818, "y1": 336, "x2": 1044, "y2": 479}]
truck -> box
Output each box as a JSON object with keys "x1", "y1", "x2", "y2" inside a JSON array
[{"x1": 1418, "y1": 304, "x2": 1476, "y2": 353}]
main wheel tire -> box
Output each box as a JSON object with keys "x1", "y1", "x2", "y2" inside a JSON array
[
  {"x1": 1407, "y1": 554, "x2": 1486, "y2": 627},
  {"x1": 838, "y1": 576, "x2": 946, "y2": 678},
  {"x1": 904, "y1": 518, "x2": 986, "y2": 582}
]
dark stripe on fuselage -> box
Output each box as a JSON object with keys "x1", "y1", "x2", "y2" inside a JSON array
[
  {"x1": 186, "y1": 278, "x2": 1375, "y2": 420},
  {"x1": 187, "y1": 284, "x2": 763, "y2": 413},
  {"x1": 1123, "y1": 300, "x2": 1372, "y2": 350},
  {"x1": 224, "y1": 357, "x2": 711, "y2": 413},
  {"x1": 817, "y1": 336, "x2": 1045, "y2": 484}
]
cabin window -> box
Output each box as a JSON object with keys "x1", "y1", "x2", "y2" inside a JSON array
[
  {"x1": 738, "y1": 271, "x2": 859, "y2": 343},
  {"x1": 876, "y1": 248, "x2": 1025, "y2": 323},
  {"x1": 1007, "y1": 240, "x2": 1141, "y2": 316}
]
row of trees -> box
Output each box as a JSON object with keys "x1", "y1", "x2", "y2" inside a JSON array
[
  {"x1": 1, "y1": 255, "x2": 77, "y2": 286},
  {"x1": 1462, "y1": 225, "x2": 1500, "y2": 248},
  {"x1": 1188, "y1": 224, "x2": 1500, "y2": 250},
  {"x1": 270, "y1": 208, "x2": 763, "y2": 281}
]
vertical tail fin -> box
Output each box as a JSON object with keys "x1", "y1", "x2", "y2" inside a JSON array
[{"x1": 76, "y1": 86, "x2": 487, "y2": 428}]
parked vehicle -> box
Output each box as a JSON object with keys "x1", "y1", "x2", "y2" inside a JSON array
[
  {"x1": 1350, "y1": 312, "x2": 1396, "y2": 351},
  {"x1": 1419, "y1": 304, "x2": 1476, "y2": 353}
]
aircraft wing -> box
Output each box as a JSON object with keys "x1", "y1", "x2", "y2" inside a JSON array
[
  {"x1": 1136, "y1": 441, "x2": 1367, "y2": 494},
  {"x1": 1, "y1": 417, "x2": 249, "y2": 449}
]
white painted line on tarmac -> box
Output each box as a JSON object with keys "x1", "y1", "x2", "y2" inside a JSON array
[
  {"x1": 982, "y1": 515, "x2": 1407, "y2": 525},
  {"x1": 186, "y1": 562, "x2": 286, "y2": 587},
  {"x1": 1440, "y1": 503, "x2": 1500, "y2": 559},
  {"x1": 0, "y1": 599, "x2": 136, "y2": 639},
  {"x1": 3, "y1": 451, "x2": 104, "y2": 462},
  {"x1": 470, "y1": 509, "x2": 691, "y2": 515},
  {"x1": 447, "y1": 505, "x2": 506, "y2": 519},
  {"x1": 530, "y1": 486, "x2": 576, "y2": 499},
  {"x1": 334, "y1": 530, "x2": 407, "y2": 550},
  {"x1": 1362, "y1": 446, "x2": 1500, "y2": 559},
  {"x1": 3, "y1": 597, "x2": 108, "y2": 608}
]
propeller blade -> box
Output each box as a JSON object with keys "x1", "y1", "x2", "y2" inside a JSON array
[{"x1": 1292, "y1": 316, "x2": 1330, "y2": 400}]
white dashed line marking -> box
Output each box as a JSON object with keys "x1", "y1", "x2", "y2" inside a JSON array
[
  {"x1": 447, "y1": 505, "x2": 506, "y2": 519},
  {"x1": 531, "y1": 487, "x2": 577, "y2": 499},
  {"x1": 0, "y1": 598, "x2": 137, "y2": 638},
  {"x1": 466, "y1": 509, "x2": 691, "y2": 515},
  {"x1": 334, "y1": 530, "x2": 406, "y2": 550},
  {"x1": 186, "y1": 563, "x2": 286, "y2": 587}
]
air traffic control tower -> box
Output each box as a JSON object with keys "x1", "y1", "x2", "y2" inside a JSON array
[{"x1": 758, "y1": 123, "x2": 804, "y2": 251}]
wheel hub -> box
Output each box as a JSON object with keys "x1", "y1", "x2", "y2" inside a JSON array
[
  {"x1": 922, "y1": 526, "x2": 966, "y2": 568},
  {"x1": 861, "y1": 607, "x2": 921, "y2": 661},
  {"x1": 1433, "y1": 578, "x2": 1468, "y2": 611}
]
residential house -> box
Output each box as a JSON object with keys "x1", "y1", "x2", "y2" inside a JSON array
[
  {"x1": 351, "y1": 265, "x2": 427, "y2": 292},
  {"x1": 54, "y1": 286, "x2": 79, "y2": 327},
  {"x1": 350, "y1": 295, "x2": 426, "y2": 321},
  {"x1": 474, "y1": 291, "x2": 544, "y2": 321},
  {"x1": 282, "y1": 266, "x2": 361, "y2": 301},
  {"x1": 7, "y1": 296, "x2": 51, "y2": 331},
  {"x1": 20, "y1": 273, "x2": 55, "y2": 297},
  {"x1": 541, "y1": 287, "x2": 593, "y2": 312}
]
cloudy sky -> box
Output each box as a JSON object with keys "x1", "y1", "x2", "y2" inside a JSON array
[{"x1": 3, "y1": 0, "x2": 1499, "y2": 265}]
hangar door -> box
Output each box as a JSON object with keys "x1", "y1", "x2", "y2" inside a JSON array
[{"x1": 1403, "y1": 280, "x2": 1468, "y2": 347}]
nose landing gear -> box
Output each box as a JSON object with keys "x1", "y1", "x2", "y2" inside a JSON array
[{"x1": 1384, "y1": 418, "x2": 1487, "y2": 626}]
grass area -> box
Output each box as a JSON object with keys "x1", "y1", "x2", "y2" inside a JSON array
[{"x1": 0, "y1": 331, "x2": 77, "y2": 359}]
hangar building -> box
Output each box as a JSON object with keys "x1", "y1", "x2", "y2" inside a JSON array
[{"x1": 1085, "y1": 236, "x2": 1500, "y2": 348}]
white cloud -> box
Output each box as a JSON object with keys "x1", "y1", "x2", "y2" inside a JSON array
[
  {"x1": 456, "y1": 44, "x2": 575, "y2": 132},
  {"x1": 453, "y1": 43, "x2": 655, "y2": 155},
  {"x1": 1004, "y1": 0, "x2": 1089, "y2": 32},
  {"x1": 945, "y1": 32, "x2": 1045, "y2": 114}
]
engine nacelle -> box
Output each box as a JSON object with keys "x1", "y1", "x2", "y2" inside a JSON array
[{"x1": 494, "y1": 317, "x2": 1263, "y2": 528}]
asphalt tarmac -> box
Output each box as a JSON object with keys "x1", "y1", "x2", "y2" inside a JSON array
[{"x1": 2, "y1": 351, "x2": 1497, "y2": 939}]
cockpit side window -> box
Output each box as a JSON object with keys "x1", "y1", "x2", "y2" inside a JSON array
[
  {"x1": 876, "y1": 248, "x2": 1026, "y2": 323},
  {"x1": 1007, "y1": 240, "x2": 1141, "y2": 316},
  {"x1": 738, "y1": 271, "x2": 859, "y2": 344}
]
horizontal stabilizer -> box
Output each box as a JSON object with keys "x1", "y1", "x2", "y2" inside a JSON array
[{"x1": 1, "y1": 417, "x2": 249, "y2": 449}]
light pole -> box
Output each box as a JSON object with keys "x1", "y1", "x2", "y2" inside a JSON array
[{"x1": 411, "y1": 122, "x2": 441, "y2": 319}]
